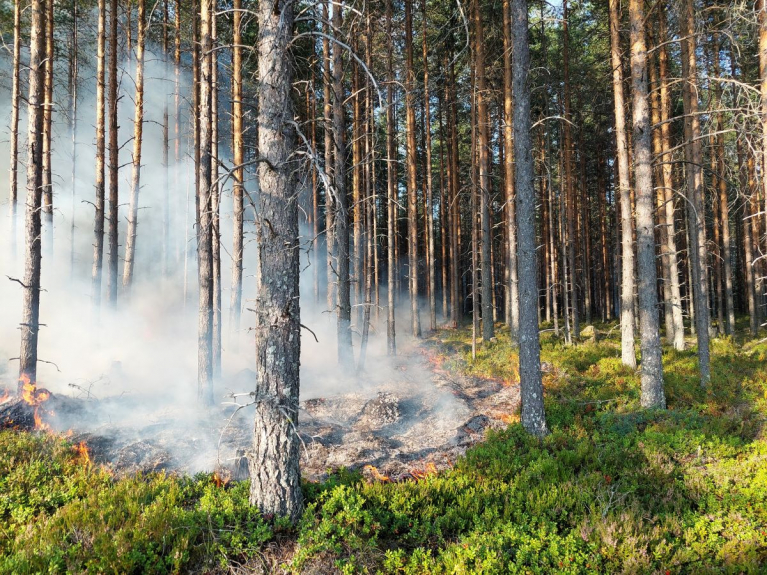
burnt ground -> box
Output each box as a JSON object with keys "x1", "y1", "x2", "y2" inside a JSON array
[{"x1": 1, "y1": 345, "x2": 520, "y2": 482}]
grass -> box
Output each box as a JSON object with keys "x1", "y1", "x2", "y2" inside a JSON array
[{"x1": 2, "y1": 321, "x2": 767, "y2": 573}]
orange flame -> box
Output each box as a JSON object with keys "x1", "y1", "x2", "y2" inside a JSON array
[
  {"x1": 409, "y1": 462, "x2": 438, "y2": 481},
  {"x1": 364, "y1": 465, "x2": 391, "y2": 483},
  {"x1": 213, "y1": 470, "x2": 230, "y2": 488},
  {"x1": 19, "y1": 374, "x2": 52, "y2": 431},
  {"x1": 0, "y1": 389, "x2": 9, "y2": 404},
  {"x1": 74, "y1": 441, "x2": 91, "y2": 465}
]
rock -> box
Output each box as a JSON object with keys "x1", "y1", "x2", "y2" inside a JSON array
[{"x1": 581, "y1": 325, "x2": 599, "y2": 342}]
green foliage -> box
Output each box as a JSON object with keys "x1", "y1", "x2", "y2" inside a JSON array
[{"x1": 2, "y1": 323, "x2": 767, "y2": 572}]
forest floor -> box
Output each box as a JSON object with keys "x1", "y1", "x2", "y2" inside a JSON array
[{"x1": 1, "y1": 320, "x2": 767, "y2": 573}]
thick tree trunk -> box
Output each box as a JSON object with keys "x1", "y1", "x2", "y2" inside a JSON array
[
  {"x1": 512, "y1": 0, "x2": 548, "y2": 436},
  {"x1": 656, "y1": 13, "x2": 685, "y2": 350},
  {"x1": 122, "y1": 0, "x2": 146, "y2": 289},
  {"x1": 629, "y1": 0, "x2": 665, "y2": 409},
  {"x1": 386, "y1": 0, "x2": 397, "y2": 354},
  {"x1": 503, "y1": 0, "x2": 519, "y2": 341},
  {"x1": 473, "y1": 0, "x2": 493, "y2": 342},
  {"x1": 19, "y1": 0, "x2": 46, "y2": 391},
  {"x1": 423, "y1": 0, "x2": 436, "y2": 332},
  {"x1": 9, "y1": 0, "x2": 22, "y2": 253},
  {"x1": 230, "y1": 0, "x2": 245, "y2": 340},
  {"x1": 562, "y1": 0, "x2": 578, "y2": 340},
  {"x1": 211, "y1": 9, "x2": 222, "y2": 380},
  {"x1": 248, "y1": 0, "x2": 303, "y2": 522},
  {"x1": 68, "y1": 3, "x2": 78, "y2": 275},
  {"x1": 41, "y1": 0, "x2": 54, "y2": 250},
  {"x1": 197, "y1": 0, "x2": 215, "y2": 404},
  {"x1": 161, "y1": 0, "x2": 170, "y2": 278},
  {"x1": 404, "y1": 0, "x2": 421, "y2": 338},
  {"x1": 609, "y1": 0, "x2": 636, "y2": 368},
  {"x1": 680, "y1": 0, "x2": 711, "y2": 386},
  {"x1": 712, "y1": 37, "x2": 734, "y2": 335},
  {"x1": 92, "y1": 0, "x2": 107, "y2": 311},
  {"x1": 323, "y1": 0, "x2": 335, "y2": 314},
  {"x1": 333, "y1": 3, "x2": 353, "y2": 366},
  {"x1": 107, "y1": 0, "x2": 119, "y2": 306}
]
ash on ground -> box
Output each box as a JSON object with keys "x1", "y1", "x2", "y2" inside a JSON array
[{"x1": 1, "y1": 347, "x2": 520, "y2": 482}]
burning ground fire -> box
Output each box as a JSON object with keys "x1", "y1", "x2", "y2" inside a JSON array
[{"x1": 19, "y1": 374, "x2": 52, "y2": 431}]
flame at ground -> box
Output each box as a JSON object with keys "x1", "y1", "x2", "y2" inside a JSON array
[
  {"x1": 19, "y1": 374, "x2": 53, "y2": 431},
  {"x1": 213, "y1": 469, "x2": 231, "y2": 488},
  {"x1": 364, "y1": 465, "x2": 391, "y2": 483},
  {"x1": 409, "y1": 462, "x2": 438, "y2": 481},
  {"x1": 74, "y1": 441, "x2": 91, "y2": 465}
]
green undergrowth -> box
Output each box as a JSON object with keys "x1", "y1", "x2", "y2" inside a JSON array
[{"x1": 2, "y1": 321, "x2": 767, "y2": 573}]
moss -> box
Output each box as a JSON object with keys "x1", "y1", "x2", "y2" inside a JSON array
[{"x1": 2, "y1": 321, "x2": 767, "y2": 572}]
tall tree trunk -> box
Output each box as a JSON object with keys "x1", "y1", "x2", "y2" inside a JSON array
[
  {"x1": 122, "y1": 0, "x2": 146, "y2": 289},
  {"x1": 423, "y1": 0, "x2": 436, "y2": 332},
  {"x1": 68, "y1": 2, "x2": 78, "y2": 275},
  {"x1": 19, "y1": 0, "x2": 46, "y2": 391},
  {"x1": 92, "y1": 0, "x2": 107, "y2": 311},
  {"x1": 404, "y1": 0, "x2": 421, "y2": 337},
  {"x1": 323, "y1": 0, "x2": 335, "y2": 314},
  {"x1": 107, "y1": 0, "x2": 119, "y2": 306},
  {"x1": 352, "y1": 52, "x2": 363, "y2": 329},
  {"x1": 448, "y1": 50, "x2": 461, "y2": 328},
  {"x1": 503, "y1": 0, "x2": 519, "y2": 341},
  {"x1": 657, "y1": 12, "x2": 685, "y2": 350},
  {"x1": 629, "y1": 0, "x2": 665, "y2": 409},
  {"x1": 735, "y1": 44, "x2": 758, "y2": 336},
  {"x1": 230, "y1": 0, "x2": 245, "y2": 340},
  {"x1": 386, "y1": 0, "x2": 397, "y2": 354},
  {"x1": 211, "y1": 8, "x2": 222, "y2": 380},
  {"x1": 174, "y1": 0, "x2": 181, "y2": 265},
  {"x1": 162, "y1": 0, "x2": 170, "y2": 278},
  {"x1": 680, "y1": 0, "x2": 711, "y2": 386},
  {"x1": 712, "y1": 34, "x2": 735, "y2": 335},
  {"x1": 198, "y1": 0, "x2": 215, "y2": 403},
  {"x1": 609, "y1": 0, "x2": 636, "y2": 368},
  {"x1": 759, "y1": 0, "x2": 767, "y2": 325},
  {"x1": 473, "y1": 0, "x2": 493, "y2": 342},
  {"x1": 41, "y1": 0, "x2": 54, "y2": 250},
  {"x1": 562, "y1": 0, "x2": 579, "y2": 340},
  {"x1": 9, "y1": 0, "x2": 22, "y2": 254},
  {"x1": 333, "y1": 3, "x2": 353, "y2": 366},
  {"x1": 512, "y1": 0, "x2": 548, "y2": 436},
  {"x1": 248, "y1": 0, "x2": 303, "y2": 522}
]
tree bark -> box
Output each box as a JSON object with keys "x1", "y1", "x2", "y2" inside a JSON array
[
  {"x1": 680, "y1": 0, "x2": 711, "y2": 386},
  {"x1": 512, "y1": 0, "x2": 548, "y2": 436},
  {"x1": 92, "y1": 0, "x2": 107, "y2": 311},
  {"x1": 629, "y1": 0, "x2": 665, "y2": 409},
  {"x1": 19, "y1": 0, "x2": 46, "y2": 391},
  {"x1": 323, "y1": 0, "x2": 335, "y2": 314},
  {"x1": 107, "y1": 0, "x2": 119, "y2": 306},
  {"x1": 502, "y1": 0, "x2": 519, "y2": 341},
  {"x1": 609, "y1": 0, "x2": 636, "y2": 368},
  {"x1": 198, "y1": 0, "x2": 215, "y2": 403},
  {"x1": 122, "y1": 0, "x2": 146, "y2": 289},
  {"x1": 248, "y1": 0, "x2": 303, "y2": 522},
  {"x1": 333, "y1": 3, "x2": 353, "y2": 366},
  {"x1": 230, "y1": 0, "x2": 245, "y2": 341},
  {"x1": 656, "y1": 12, "x2": 685, "y2": 350},
  {"x1": 41, "y1": 0, "x2": 54, "y2": 250},
  {"x1": 423, "y1": 0, "x2": 436, "y2": 332},
  {"x1": 404, "y1": 0, "x2": 421, "y2": 338},
  {"x1": 473, "y1": 0, "x2": 493, "y2": 342},
  {"x1": 562, "y1": 0, "x2": 579, "y2": 340},
  {"x1": 9, "y1": 0, "x2": 22, "y2": 254},
  {"x1": 386, "y1": 0, "x2": 397, "y2": 354}
]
